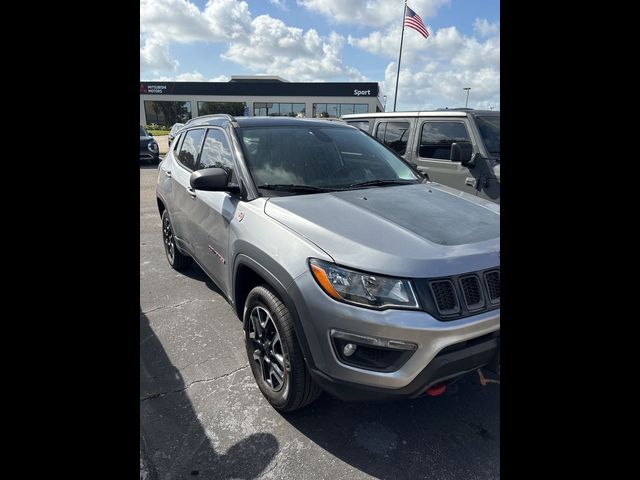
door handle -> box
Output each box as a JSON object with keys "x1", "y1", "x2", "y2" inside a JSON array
[
  {"x1": 465, "y1": 177, "x2": 477, "y2": 188},
  {"x1": 164, "y1": 170, "x2": 172, "y2": 178},
  {"x1": 187, "y1": 186, "x2": 197, "y2": 198}
]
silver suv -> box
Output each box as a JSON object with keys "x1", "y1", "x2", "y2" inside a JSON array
[{"x1": 156, "y1": 114, "x2": 500, "y2": 411}]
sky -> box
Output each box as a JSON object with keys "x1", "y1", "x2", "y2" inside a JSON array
[{"x1": 140, "y1": 0, "x2": 500, "y2": 111}]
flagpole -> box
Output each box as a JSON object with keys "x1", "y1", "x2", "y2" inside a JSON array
[{"x1": 393, "y1": 0, "x2": 408, "y2": 112}]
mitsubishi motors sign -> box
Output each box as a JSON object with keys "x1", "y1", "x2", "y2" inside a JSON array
[{"x1": 140, "y1": 83, "x2": 168, "y2": 94}]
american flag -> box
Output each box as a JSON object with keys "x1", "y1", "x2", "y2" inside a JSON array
[{"x1": 404, "y1": 6, "x2": 429, "y2": 38}]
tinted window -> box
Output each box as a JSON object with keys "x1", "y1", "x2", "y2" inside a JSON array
[
  {"x1": 419, "y1": 121, "x2": 470, "y2": 160},
  {"x1": 346, "y1": 120, "x2": 370, "y2": 132},
  {"x1": 476, "y1": 115, "x2": 500, "y2": 156},
  {"x1": 196, "y1": 129, "x2": 235, "y2": 182},
  {"x1": 140, "y1": 126, "x2": 148, "y2": 136},
  {"x1": 375, "y1": 122, "x2": 410, "y2": 156},
  {"x1": 237, "y1": 126, "x2": 418, "y2": 190},
  {"x1": 177, "y1": 129, "x2": 205, "y2": 171}
]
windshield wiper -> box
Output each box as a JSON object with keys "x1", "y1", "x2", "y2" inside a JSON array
[
  {"x1": 256, "y1": 184, "x2": 341, "y2": 193},
  {"x1": 347, "y1": 179, "x2": 416, "y2": 189}
]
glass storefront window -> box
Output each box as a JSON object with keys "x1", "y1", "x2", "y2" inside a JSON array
[
  {"x1": 144, "y1": 101, "x2": 192, "y2": 128},
  {"x1": 340, "y1": 104, "x2": 355, "y2": 115},
  {"x1": 312, "y1": 103, "x2": 369, "y2": 118},
  {"x1": 253, "y1": 102, "x2": 306, "y2": 117},
  {"x1": 197, "y1": 101, "x2": 247, "y2": 116},
  {"x1": 313, "y1": 103, "x2": 328, "y2": 118},
  {"x1": 326, "y1": 104, "x2": 339, "y2": 118},
  {"x1": 292, "y1": 103, "x2": 305, "y2": 117}
]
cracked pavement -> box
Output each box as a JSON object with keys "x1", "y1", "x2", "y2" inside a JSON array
[{"x1": 140, "y1": 164, "x2": 500, "y2": 479}]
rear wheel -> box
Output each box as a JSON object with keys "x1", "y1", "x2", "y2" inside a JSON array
[
  {"x1": 161, "y1": 210, "x2": 192, "y2": 270},
  {"x1": 244, "y1": 285, "x2": 321, "y2": 411}
]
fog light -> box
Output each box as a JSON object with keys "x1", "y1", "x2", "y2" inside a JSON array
[{"x1": 343, "y1": 343, "x2": 357, "y2": 357}]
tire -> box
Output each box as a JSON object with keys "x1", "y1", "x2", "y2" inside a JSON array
[
  {"x1": 244, "y1": 285, "x2": 321, "y2": 411},
  {"x1": 161, "y1": 209, "x2": 192, "y2": 270}
]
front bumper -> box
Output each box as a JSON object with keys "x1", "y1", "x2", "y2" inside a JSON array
[
  {"x1": 310, "y1": 332, "x2": 499, "y2": 401},
  {"x1": 287, "y1": 271, "x2": 500, "y2": 396},
  {"x1": 140, "y1": 143, "x2": 159, "y2": 163},
  {"x1": 140, "y1": 151, "x2": 159, "y2": 163}
]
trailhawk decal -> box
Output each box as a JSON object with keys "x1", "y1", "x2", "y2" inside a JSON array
[{"x1": 208, "y1": 244, "x2": 226, "y2": 264}]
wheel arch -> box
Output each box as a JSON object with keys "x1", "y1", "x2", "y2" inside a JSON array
[{"x1": 233, "y1": 254, "x2": 317, "y2": 371}]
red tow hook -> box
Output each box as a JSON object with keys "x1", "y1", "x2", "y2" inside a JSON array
[{"x1": 426, "y1": 383, "x2": 446, "y2": 396}]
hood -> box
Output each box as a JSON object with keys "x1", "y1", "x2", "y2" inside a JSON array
[
  {"x1": 264, "y1": 183, "x2": 499, "y2": 277},
  {"x1": 140, "y1": 136, "x2": 155, "y2": 144}
]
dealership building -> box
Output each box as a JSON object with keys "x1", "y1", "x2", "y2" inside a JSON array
[{"x1": 140, "y1": 76, "x2": 384, "y2": 127}]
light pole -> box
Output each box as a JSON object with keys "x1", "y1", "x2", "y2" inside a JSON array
[{"x1": 463, "y1": 87, "x2": 471, "y2": 108}]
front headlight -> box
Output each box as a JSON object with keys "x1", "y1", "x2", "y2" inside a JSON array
[
  {"x1": 309, "y1": 259, "x2": 419, "y2": 309},
  {"x1": 148, "y1": 141, "x2": 158, "y2": 153}
]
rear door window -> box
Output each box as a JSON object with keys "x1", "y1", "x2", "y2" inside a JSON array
[
  {"x1": 177, "y1": 128, "x2": 206, "y2": 171},
  {"x1": 375, "y1": 121, "x2": 410, "y2": 155},
  {"x1": 418, "y1": 121, "x2": 470, "y2": 160}
]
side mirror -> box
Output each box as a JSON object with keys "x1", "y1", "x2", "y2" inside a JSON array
[
  {"x1": 190, "y1": 168, "x2": 238, "y2": 192},
  {"x1": 451, "y1": 141, "x2": 474, "y2": 167},
  {"x1": 148, "y1": 132, "x2": 154, "y2": 136}
]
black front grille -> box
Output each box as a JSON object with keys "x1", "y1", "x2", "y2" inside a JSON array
[
  {"x1": 415, "y1": 267, "x2": 500, "y2": 321},
  {"x1": 429, "y1": 280, "x2": 459, "y2": 315},
  {"x1": 484, "y1": 270, "x2": 500, "y2": 303},
  {"x1": 459, "y1": 275, "x2": 484, "y2": 310}
]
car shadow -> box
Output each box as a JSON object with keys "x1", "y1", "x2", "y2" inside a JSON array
[
  {"x1": 281, "y1": 375, "x2": 500, "y2": 479},
  {"x1": 179, "y1": 263, "x2": 226, "y2": 297},
  {"x1": 140, "y1": 310, "x2": 278, "y2": 479}
]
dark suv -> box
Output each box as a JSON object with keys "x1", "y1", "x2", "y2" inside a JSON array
[
  {"x1": 140, "y1": 125, "x2": 160, "y2": 164},
  {"x1": 156, "y1": 114, "x2": 500, "y2": 411}
]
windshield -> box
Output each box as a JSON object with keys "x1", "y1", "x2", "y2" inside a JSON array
[
  {"x1": 237, "y1": 126, "x2": 419, "y2": 192},
  {"x1": 140, "y1": 126, "x2": 148, "y2": 137},
  {"x1": 476, "y1": 115, "x2": 500, "y2": 156}
]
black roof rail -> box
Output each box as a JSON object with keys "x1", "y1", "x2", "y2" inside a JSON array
[{"x1": 185, "y1": 113, "x2": 237, "y2": 125}]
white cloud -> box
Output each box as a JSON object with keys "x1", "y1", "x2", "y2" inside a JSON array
[
  {"x1": 174, "y1": 71, "x2": 205, "y2": 81},
  {"x1": 297, "y1": 0, "x2": 449, "y2": 27},
  {"x1": 269, "y1": 0, "x2": 289, "y2": 10},
  {"x1": 351, "y1": 24, "x2": 500, "y2": 110},
  {"x1": 382, "y1": 61, "x2": 500, "y2": 111},
  {"x1": 140, "y1": 0, "x2": 251, "y2": 43},
  {"x1": 140, "y1": 37, "x2": 179, "y2": 73},
  {"x1": 221, "y1": 15, "x2": 366, "y2": 81},
  {"x1": 140, "y1": 0, "x2": 364, "y2": 81},
  {"x1": 473, "y1": 18, "x2": 499, "y2": 37},
  {"x1": 147, "y1": 72, "x2": 232, "y2": 82},
  {"x1": 209, "y1": 74, "x2": 231, "y2": 82}
]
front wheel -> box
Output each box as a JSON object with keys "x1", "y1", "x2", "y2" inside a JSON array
[
  {"x1": 244, "y1": 285, "x2": 321, "y2": 411},
  {"x1": 161, "y1": 209, "x2": 192, "y2": 270}
]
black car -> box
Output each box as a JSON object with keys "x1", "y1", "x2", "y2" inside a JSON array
[{"x1": 140, "y1": 125, "x2": 160, "y2": 164}]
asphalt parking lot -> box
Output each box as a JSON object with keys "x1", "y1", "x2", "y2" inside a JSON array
[{"x1": 140, "y1": 163, "x2": 500, "y2": 479}]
